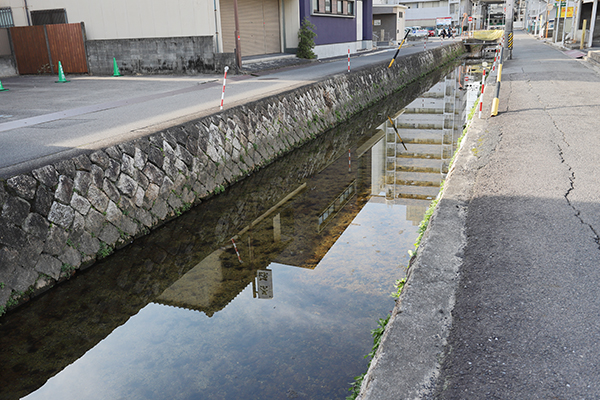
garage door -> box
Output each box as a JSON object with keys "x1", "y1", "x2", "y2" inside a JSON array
[{"x1": 220, "y1": 0, "x2": 281, "y2": 56}]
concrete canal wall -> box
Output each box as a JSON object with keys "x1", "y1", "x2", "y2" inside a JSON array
[{"x1": 0, "y1": 42, "x2": 464, "y2": 315}]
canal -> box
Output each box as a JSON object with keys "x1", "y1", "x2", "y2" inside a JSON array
[{"x1": 0, "y1": 61, "x2": 484, "y2": 400}]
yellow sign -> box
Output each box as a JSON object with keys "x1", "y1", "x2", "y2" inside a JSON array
[{"x1": 559, "y1": 7, "x2": 574, "y2": 18}]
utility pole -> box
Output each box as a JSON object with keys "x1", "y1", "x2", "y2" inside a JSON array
[
  {"x1": 505, "y1": 0, "x2": 514, "y2": 59},
  {"x1": 233, "y1": 0, "x2": 242, "y2": 70}
]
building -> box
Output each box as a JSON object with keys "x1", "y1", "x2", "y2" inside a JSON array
[
  {"x1": 0, "y1": 0, "x2": 373, "y2": 77},
  {"x1": 372, "y1": 4, "x2": 408, "y2": 44}
]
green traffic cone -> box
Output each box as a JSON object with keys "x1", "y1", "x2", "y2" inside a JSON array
[
  {"x1": 112, "y1": 57, "x2": 121, "y2": 77},
  {"x1": 55, "y1": 61, "x2": 70, "y2": 83},
  {"x1": 0, "y1": 80, "x2": 7, "y2": 91}
]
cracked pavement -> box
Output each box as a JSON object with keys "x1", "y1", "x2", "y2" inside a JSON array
[{"x1": 359, "y1": 30, "x2": 600, "y2": 399}]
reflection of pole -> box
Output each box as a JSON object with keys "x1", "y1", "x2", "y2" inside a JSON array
[
  {"x1": 233, "y1": 0, "x2": 242, "y2": 69},
  {"x1": 231, "y1": 238, "x2": 243, "y2": 263}
]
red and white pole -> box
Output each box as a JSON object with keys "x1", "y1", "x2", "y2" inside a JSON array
[
  {"x1": 348, "y1": 149, "x2": 351, "y2": 172},
  {"x1": 231, "y1": 238, "x2": 243, "y2": 263},
  {"x1": 347, "y1": 49, "x2": 350, "y2": 73},
  {"x1": 220, "y1": 66, "x2": 229, "y2": 110},
  {"x1": 424, "y1": 37, "x2": 427, "y2": 51},
  {"x1": 479, "y1": 68, "x2": 486, "y2": 119}
]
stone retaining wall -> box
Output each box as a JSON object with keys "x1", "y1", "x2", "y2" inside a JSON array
[{"x1": 0, "y1": 42, "x2": 464, "y2": 315}]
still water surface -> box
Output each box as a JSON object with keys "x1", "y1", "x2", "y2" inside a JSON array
[{"x1": 1, "y1": 62, "x2": 482, "y2": 400}]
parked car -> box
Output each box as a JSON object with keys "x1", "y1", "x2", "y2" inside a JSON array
[
  {"x1": 426, "y1": 27, "x2": 436, "y2": 37},
  {"x1": 408, "y1": 26, "x2": 429, "y2": 37}
]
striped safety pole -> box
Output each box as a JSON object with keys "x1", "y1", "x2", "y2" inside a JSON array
[
  {"x1": 348, "y1": 49, "x2": 350, "y2": 72},
  {"x1": 424, "y1": 37, "x2": 427, "y2": 51},
  {"x1": 349, "y1": 149, "x2": 351, "y2": 172},
  {"x1": 491, "y1": 48, "x2": 504, "y2": 117},
  {"x1": 220, "y1": 66, "x2": 229, "y2": 110},
  {"x1": 231, "y1": 238, "x2": 243, "y2": 263},
  {"x1": 478, "y1": 67, "x2": 486, "y2": 119}
]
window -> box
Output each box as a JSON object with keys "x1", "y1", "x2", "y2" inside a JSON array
[
  {"x1": 337, "y1": 0, "x2": 343, "y2": 13},
  {"x1": 0, "y1": 7, "x2": 14, "y2": 28},
  {"x1": 348, "y1": 1, "x2": 354, "y2": 15},
  {"x1": 313, "y1": 0, "x2": 319, "y2": 12},
  {"x1": 398, "y1": 11, "x2": 403, "y2": 18},
  {"x1": 31, "y1": 9, "x2": 67, "y2": 25},
  {"x1": 325, "y1": 0, "x2": 331, "y2": 12}
]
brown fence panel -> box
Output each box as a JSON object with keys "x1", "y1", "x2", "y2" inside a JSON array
[
  {"x1": 9, "y1": 26, "x2": 51, "y2": 74},
  {"x1": 46, "y1": 23, "x2": 88, "y2": 73}
]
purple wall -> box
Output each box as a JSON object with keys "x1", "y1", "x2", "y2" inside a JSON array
[{"x1": 299, "y1": 0, "x2": 372, "y2": 45}]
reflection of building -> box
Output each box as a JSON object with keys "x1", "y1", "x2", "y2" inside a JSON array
[{"x1": 374, "y1": 67, "x2": 465, "y2": 204}]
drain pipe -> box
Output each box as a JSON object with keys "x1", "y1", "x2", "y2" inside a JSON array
[
  {"x1": 213, "y1": 0, "x2": 220, "y2": 53},
  {"x1": 23, "y1": 0, "x2": 31, "y2": 26}
]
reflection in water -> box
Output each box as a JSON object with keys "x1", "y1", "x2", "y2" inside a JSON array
[{"x1": 0, "y1": 62, "x2": 481, "y2": 400}]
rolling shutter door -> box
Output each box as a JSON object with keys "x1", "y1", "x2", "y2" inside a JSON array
[{"x1": 220, "y1": 0, "x2": 281, "y2": 56}]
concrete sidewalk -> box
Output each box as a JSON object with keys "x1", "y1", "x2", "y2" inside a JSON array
[{"x1": 359, "y1": 29, "x2": 600, "y2": 399}]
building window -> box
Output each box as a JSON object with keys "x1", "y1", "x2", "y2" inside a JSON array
[
  {"x1": 325, "y1": 0, "x2": 331, "y2": 12},
  {"x1": 313, "y1": 0, "x2": 319, "y2": 12},
  {"x1": 348, "y1": 1, "x2": 355, "y2": 15},
  {"x1": 0, "y1": 7, "x2": 14, "y2": 28},
  {"x1": 31, "y1": 9, "x2": 67, "y2": 25},
  {"x1": 337, "y1": 0, "x2": 343, "y2": 13},
  {"x1": 398, "y1": 11, "x2": 403, "y2": 18}
]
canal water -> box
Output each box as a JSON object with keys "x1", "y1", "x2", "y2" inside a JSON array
[{"x1": 0, "y1": 62, "x2": 484, "y2": 400}]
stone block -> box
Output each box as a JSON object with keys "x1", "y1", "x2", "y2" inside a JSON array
[
  {"x1": 135, "y1": 169, "x2": 149, "y2": 190},
  {"x1": 147, "y1": 146, "x2": 164, "y2": 168},
  {"x1": 79, "y1": 231, "x2": 101, "y2": 256},
  {"x1": 1, "y1": 196, "x2": 31, "y2": 226},
  {"x1": 119, "y1": 142, "x2": 136, "y2": 157},
  {"x1": 99, "y1": 223, "x2": 121, "y2": 246},
  {"x1": 159, "y1": 176, "x2": 175, "y2": 197},
  {"x1": 44, "y1": 225, "x2": 69, "y2": 256},
  {"x1": 105, "y1": 158, "x2": 121, "y2": 182},
  {"x1": 116, "y1": 173, "x2": 138, "y2": 198},
  {"x1": 119, "y1": 216, "x2": 138, "y2": 236},
  {"x1": 132, "y1": 208, "x2": 153, "y2": 228},
  {"x1": 103, "y1": 178, "x2": 121, "y2": 203},
  {"x1": 133, "y1": 186, "x2": 145, "y2": 208},
  {"x1": 22, "y1": 213, "x2": 50, "y2": 240},
  {"x1": 33, "y1": 185, "x2": 54, "y2": 217},
  {"x1": 54, "y1": 159, "x2": 76, "y2": 178},
  {"x1": 18, "y1": 236, "x2": 44, "y2": 269},
  {"x1": 144, "y1": 183, "x2": 160, "y2": 205},
  {"x1": 90, "y1": 150, "x2": 110, "y2": 169},
  {"x1": 74, "y1": 171, "x2": 92, "y2": 196},
  {"x1": 151, "y1": 199, "x2": 169, "y2": 220},
  {"x1": 48, "y1": 202, "x2": 75, "y2": 229},
  {"x1": 90, "y1": 164, "x2": 104, "y2": 188},
  {"x1": 54, "y1": 175, "x2": 74, "y2": 204},
  {"x1": 32, "y1": 165, "x2": 59, "y2": 189},
  {"x1": 70, "y1": 192, "x2": 91, "y2": 215},
  {"x1": 134, "y1": 147, "x2": 148, "y2": 170},
  {"x1": 9, "y1": 265, "x2": 38, "y2": 292},
  {"x1": 85, "y1": 208, "x2": 105, "y2": 237},
  {"x1": 35, "y1": 254, "x2": 63, "y2": 280},
  {"x1": 121, "y1": 153, "x2": 136, "y2": 176},
  {"x1": 7, "y1": 174, "x2": 37, "y2": 200},
  {"x1": 168, "y1": 192, "x2": 183, "y2": 210},
  {"x1": 0, "y1": 246, "x2": 19, "y2": 272},
  {"x1": 59, "y1": 246, "x2": 81, "y2": 269},
  {"x1": 105, "y1": 201, "x2": 123, "y2": 226},
  {"x1": 73, "y1": 154, "x2": 92, "y2": 171},
  {"x1": 105, "y1": 145, "x2": 122, "y2": 160},
  {"x1": 87, "y1": 184, "x2": 110, "y2": 213},
  {"x1": 143, "y1": 162, "x2": 165, "y2": 185}
]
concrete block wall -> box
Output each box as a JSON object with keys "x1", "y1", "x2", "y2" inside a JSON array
[
  {"x1": 86, "y1": 36, "x2": 236, "y2": 75},
  {"x1": 0, "y1": 42, "x2": 464, "y2": 315}
]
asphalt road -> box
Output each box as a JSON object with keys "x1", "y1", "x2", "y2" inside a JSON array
[
  {"x1": 0, "y1": 39, "x2": 451, "y2": 178},
  {"x1": 358, "y1": 30, "x2": 600, "y2": 399}
]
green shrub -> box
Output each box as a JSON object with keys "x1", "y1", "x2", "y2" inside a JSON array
[{"x1": 297, "y1": 18, "x2": 317, "y2": 59}]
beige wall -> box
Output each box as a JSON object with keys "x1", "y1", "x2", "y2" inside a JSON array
[{"x1": 2, "y1": 0, "x2": 217, "y2": 40}]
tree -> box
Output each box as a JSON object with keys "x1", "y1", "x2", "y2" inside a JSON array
[{"x1": 297, "y1": 18, "x2": 317, "y2": 59}]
